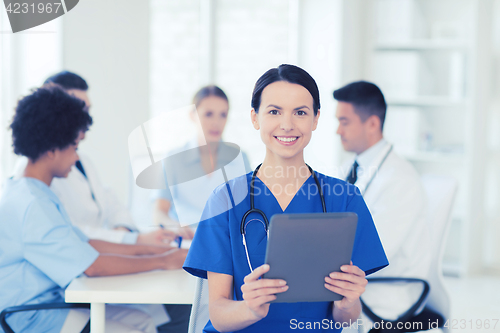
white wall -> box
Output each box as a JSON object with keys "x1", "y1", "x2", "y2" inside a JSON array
[
  {"x1": 0, "y1": 15, "x2": 62, "y2": 183},
  {"x1": 484, "y1": 0, "x2": 500, "y2": 272},
  {"x1": 299, "y1": 0, "x2": 344, "y2": 175},
  {"x1": 150, "y1": 0, "x2": 344, "y2": 177},
  {"x1": 62, "y1": 0, "x2": 150, "y2": 202},
  {"x1": 341, "y1": 0, "x2": 500, "y2": 275}
]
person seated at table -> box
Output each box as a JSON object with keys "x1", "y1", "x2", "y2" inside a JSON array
[
  {"x1": 152, "y1": 85, "x2": 251, "y2": 239},
  {"x1": 12, "y1": 71, "x2": 175, "y2": 245},
  {"x1": 0, "y1": 85, "x2": 187, "y2": 333}
]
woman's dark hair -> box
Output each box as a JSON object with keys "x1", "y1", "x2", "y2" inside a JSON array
[
  {"x1": 333, "y1": 81, "x2": 387, "y2": 130},
  {"x1": 10, "y1": 85, "x2": 93, "y2": 162},
  {"x1": 251, "y1": 64, "x2": 320, "y2": 115},
  {"x1": 44, "y1": 71, "x2": 88, "y2": 91},
  {"x1": 193, "y1": 85, "x2": 229, "y2": 108}
]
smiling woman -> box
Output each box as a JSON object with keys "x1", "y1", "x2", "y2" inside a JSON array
[
  {"x1": 152, "y1": 85, "x2": 252, "y2": 238},
  {"x1": 182, "y1": 64, "x2": 389, "y2": 333}
]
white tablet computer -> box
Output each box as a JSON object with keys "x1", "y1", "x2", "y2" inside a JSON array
[{"x1": 263, "y1": 212, "x2": 358, "y2": 303}]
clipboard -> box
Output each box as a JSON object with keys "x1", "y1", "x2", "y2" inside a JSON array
[{"x1": 263, "y1": 212, "x2": 358, "y2": 303}]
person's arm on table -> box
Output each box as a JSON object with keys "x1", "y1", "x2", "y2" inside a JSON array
[
  {"x1": 136, "y1": 229, "x2": 177, "y2": 244},
  {"x1": 154, "y1": 198, "x2": 195, "y2": 240},
  {"x1": 88, "y1": 239, "x2": 175, "y2": 256},
  {"x1": 325, "y1": 262, "x2": 367, "y2": 324},
  {"x1": 208, "y1": 264, "x2": 288, "y2": 332},
  {"x1": 155, "y1": 198, "x2": 172, "y2": 217},
  {"x1": 112, "y1": 226, "x2": 177, "y2": 245},
  {"x1": 84, "y1": 248, "x2": 188, "y2": 277}
]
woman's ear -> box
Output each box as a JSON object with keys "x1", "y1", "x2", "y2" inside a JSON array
[
  {"x1": 312, "y1": 110, "x2": 320, "y2": 131},
  {"x1": 251, "y1": 109, "x2": 260, "y2": 130}
]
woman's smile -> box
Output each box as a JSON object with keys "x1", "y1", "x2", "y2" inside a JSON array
[{"x1": 274, "y1": 136, "x2": 299, "y2": 145}]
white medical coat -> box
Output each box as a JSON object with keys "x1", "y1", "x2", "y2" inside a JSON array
[
  {"x1": 338, "y1": 139, "x2": 431, "y2": 322},
  {"x1": 13, "y1": 153, "x2": 139, "y2": 244}
]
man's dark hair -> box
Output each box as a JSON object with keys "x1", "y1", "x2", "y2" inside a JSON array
[
  {"x1": 10, "y1": 85, "x2": 93, "y2": 162},
  {"x1": 44, "y1": 71, "x2": 88, "y2": 91},
  {"x1": 333, "y1": 81, "x2": 387, "y2": 130}
]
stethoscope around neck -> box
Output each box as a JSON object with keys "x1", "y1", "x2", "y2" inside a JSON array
[
  {"x1": 358, "y1": 144, "x2": 393, "y2": 195},
  {"x1": 240, "y1": 163, "x2": 327, "y2": 272}
]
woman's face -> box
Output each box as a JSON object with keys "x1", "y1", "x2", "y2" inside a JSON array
[
  {"x1": 251, "y1": 81, "x2": 320, "y2": 162},
  {"x1": 192, "y1": 95, "x2": 229, "y2": 143}
]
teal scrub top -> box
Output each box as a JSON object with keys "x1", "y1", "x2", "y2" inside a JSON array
[
  {"x1": 183, "y1": 172, "x2": 389, "y2": 333},
  {"x1": 0, "y1": 178, "x2": 99, "y2": 333},
  {"x1": 152, "y1": 140, "x2": 251, "y2": 225}
]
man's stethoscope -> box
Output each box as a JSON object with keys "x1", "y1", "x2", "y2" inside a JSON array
[
  {"x1": 357, "y1": 144, "x2": 393, "y2": 195},
  {"x1": 240, "y1": 163, "x2": 327, "y2": 272}
]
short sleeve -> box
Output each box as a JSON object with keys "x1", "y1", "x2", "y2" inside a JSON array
[
  {"x1": 347, "y1": 189, "x2": 389, "y2": 276},
  {"x1": 242, "y1": 151, "x2": 252, "y2": 173},
  {"x1": 71, "y1": 225, "x2": 90, "y2": 242},
  {"x1": 183, "y1": 187, "x2": 233, "y2": 279},
  {"x1": 150, "y1": 158, "x2": 174, "y2": 202},
  {"x1": 151, "y1": 188, "x2": 173, "y2": 202},
  {"x1": 23, "y1": 199, "x2": 99, "y2": 288},
  {"x1": 149, "y1": 161, "x2": 180, "y2": 221}
]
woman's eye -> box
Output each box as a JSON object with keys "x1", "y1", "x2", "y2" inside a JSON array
[
  {"x1": 205, "y1": 111, "x2": 213, "y2": 117},
  {"x1": 221, "y1": 113, "x2": 227, "y2": 118},
  {"x1": 296, "y1": 110, "x2": 307, "y2": 116},
  {"x1": 269, "y1": 110, "x2": 279, "y2": 115}
]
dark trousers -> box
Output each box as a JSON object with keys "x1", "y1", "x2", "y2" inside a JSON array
[{"x1": 156, "y1": 304, "x2": 192, "y2": 333}]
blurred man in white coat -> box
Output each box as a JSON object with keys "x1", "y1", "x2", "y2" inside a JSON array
[{"x1": 333, "y1": 81, "x2": 432, "y2": 332}]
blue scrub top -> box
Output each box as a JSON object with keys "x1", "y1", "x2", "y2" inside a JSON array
[
  {"x1": 183, "y1": 172, "x2": 388, "y2": 333},
  {"x1": 0, "y1": 178, "x2": 99, "y2": 333},
  {"x1": 152, "y1": 140, "x2": 251, "y2": 225}
]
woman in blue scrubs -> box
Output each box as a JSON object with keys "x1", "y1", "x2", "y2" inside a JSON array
[
  {"x1": 183, "y1": 65, "x2": 388, "y2": 332},
  {"x1": 153, "y1": 85, "x2": 251, "y2": 239}
]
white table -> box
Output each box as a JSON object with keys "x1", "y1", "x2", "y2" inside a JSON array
[{"x1": 65, "y1": 269, "x2": 196, "y2": 333}]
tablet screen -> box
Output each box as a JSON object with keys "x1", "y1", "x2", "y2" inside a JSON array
[{"x1": 264, "y1": 212, "x2": 358, "y2": 303}]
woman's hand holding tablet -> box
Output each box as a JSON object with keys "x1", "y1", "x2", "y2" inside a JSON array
[
  {"x1": 326, "y1": 261, "x2": 368, "y2": 321},
  {"x1": 241, "y1": 264, "x2": 288, "y2": 320}
]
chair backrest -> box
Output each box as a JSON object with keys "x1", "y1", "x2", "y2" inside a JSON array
[
  {"x1": 188, "y1": 278, "x2": 210, "y2": 333},
  {"x1": 420, "y1": 174, "x2": 458, "y2": 325}
]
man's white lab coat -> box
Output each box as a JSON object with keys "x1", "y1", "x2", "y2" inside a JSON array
[{"x1": 339, "y1": 139, "x2": 431, "y2": 323}]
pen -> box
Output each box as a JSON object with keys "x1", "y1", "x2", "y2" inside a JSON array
[{"x1": 176, "y1": 236, "x2": 183, "y2": 248}]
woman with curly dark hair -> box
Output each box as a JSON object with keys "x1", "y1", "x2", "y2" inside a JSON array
[{"x1": 0, "y1": 85, "x2": 187, "y2": 333}]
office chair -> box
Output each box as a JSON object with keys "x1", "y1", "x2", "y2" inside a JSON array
[
  {"x1": 419, "y1": 174, "x2": 457, "y2": 329},
  {"x1": 0, "y1": 303, "x2": 90, "y2": 333},
  {"x1": 360, "y1": 174, "x2": 458, "y2": 332},
  {"x1": 188, "y1": 277, "x2": 210, "y2": 333}
]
